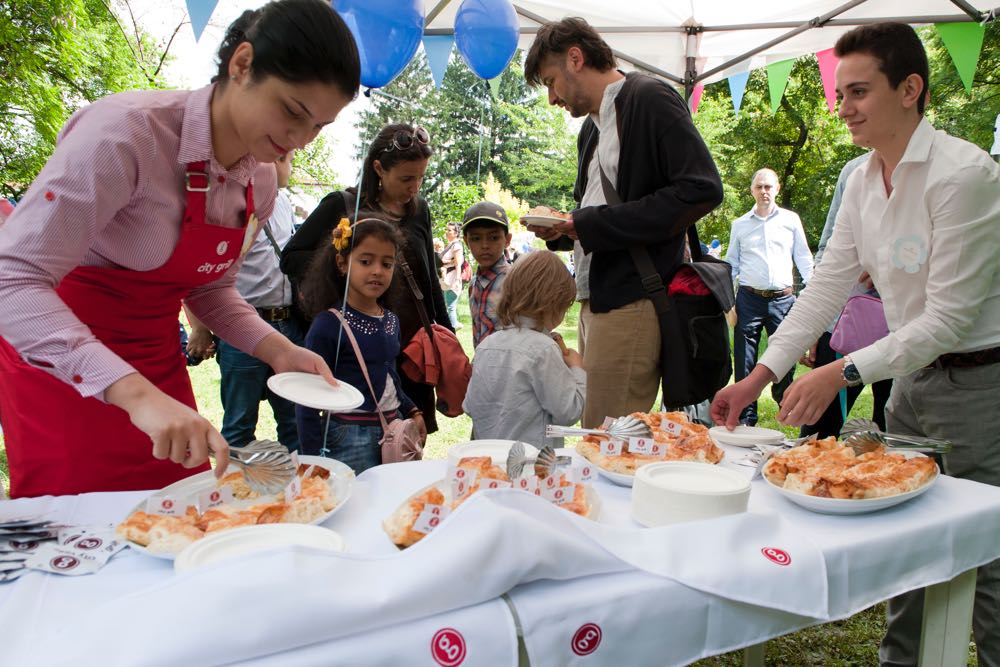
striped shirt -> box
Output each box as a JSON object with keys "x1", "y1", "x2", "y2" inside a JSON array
[
  {"x1": 469, "y1": 257, "x2": 510, "y2": 347},
  {"x1": 0, "y1": 84, "x2": 277, "y2": 399}
]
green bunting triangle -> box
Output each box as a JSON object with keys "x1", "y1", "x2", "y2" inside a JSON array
[
  {"x1": 488, "y1": 77, "x2": 502, "y2": 98},
  {"x1": 935, "y1": 22, "x2": 985, "y2": 93},
  {"x1": 766, "y1": 59, "x2": 795, "y2": 114}
]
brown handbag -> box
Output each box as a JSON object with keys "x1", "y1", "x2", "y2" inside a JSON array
[{"x1": 328, "y1": 309, "x2": 423, "y2": 464}]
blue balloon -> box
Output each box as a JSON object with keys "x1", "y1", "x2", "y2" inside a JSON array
[
  {"x1": 454, "y1": 0, "x2": 518, "y2": 80},
  {"x1": 332, "y1": 0, "x2": 423, "y2": 89}
]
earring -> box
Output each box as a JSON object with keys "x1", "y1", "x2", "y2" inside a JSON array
[
  {"x1": 377, "y1": 179, "x2": 382, "y2": 191},
  {"x1": 230, "y1": 75, "x2": 237, "y2": 81}
]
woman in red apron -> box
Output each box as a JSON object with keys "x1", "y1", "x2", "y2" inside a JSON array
[{"x1": 0, "y1": 0, "x2": 361, "y2": 498}]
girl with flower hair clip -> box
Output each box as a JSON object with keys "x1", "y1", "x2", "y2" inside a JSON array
[{"x1": 296, "y1": 215, "x2": 425, "y2": 472}]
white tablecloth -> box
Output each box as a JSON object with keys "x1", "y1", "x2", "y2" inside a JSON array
[{"x1": 2, "y1": 446, "x2": 1000, "y2": 666}]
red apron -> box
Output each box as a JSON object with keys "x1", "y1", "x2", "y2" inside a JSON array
[{"x1": 0, "y1": 162, "x2": 256, "y2": 498}]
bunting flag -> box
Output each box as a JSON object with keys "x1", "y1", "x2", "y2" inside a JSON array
[
  {"x1": 935, "y1": 22, "x2": 985, "y2": 93},
  {"x1": 816, "y1": 48, "x2": 839, "y2": 114},
  {"x1": 689, "y1": 83, "x2": 705, "y2": 115},
  {"x1": 186, "y1": 0, "x2": 218, "y2": 42},
  {"x1": 488, "y1": 76, "x2": 502, "y2": 98},
  {"x1": 422, "y1": 35, "x2": 454, "y2": 89},
  {"x1": 728, "y1": 71, "x2": 750, "y2": 117},
  {"x1": 766, "y1": 59, "x2": 795, "y2": 114}
]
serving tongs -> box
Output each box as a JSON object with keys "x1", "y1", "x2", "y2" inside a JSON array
[
  {"x1": 545, "y1": 414, "x2": 653, "y2": 441},
  {"x1": 506, "y1": 442, "x2": 572, "y2": 480},
  {"x1": 840, "y1": 419, "x2": 953, "y2": 455},
  {"x1": 218, "y1": 439, "x2": 297, "y2": 495}
]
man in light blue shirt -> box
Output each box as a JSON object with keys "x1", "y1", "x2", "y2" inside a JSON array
[{"x1": 726, "y1": 168, "x2": 814, "y2": 425}]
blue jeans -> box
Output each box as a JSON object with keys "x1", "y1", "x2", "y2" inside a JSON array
[
  {"x1": 734, "y1": 288, "x2": 796, "y2": 425},
  {"x1": 308, "y1": 420, "x2": 382, "y2": 474},
  {"x1": 444, "y1": 289, "x2": 460, "y2": 328},
  {"x1": 217, "y1": 317, "x2": 303, "y2": 451}
]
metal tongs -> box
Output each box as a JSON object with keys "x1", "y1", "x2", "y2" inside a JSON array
[
  {"x1": 506, "y1": 442, "x2": 572, "y2": 480},
  {"x1": 840, "y1": 419, "x2": 953, "y2": 455},
  {"x1": 220, "y1": 439, "x2": 297, "y2": 495},
  {"x1": 545, "y1": 414, "x2": 653, "y2": 441}
]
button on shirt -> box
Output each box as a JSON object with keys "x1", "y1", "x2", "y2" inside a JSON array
[
  {"x1": 469, "y1": 257, "x2": 510, "y2": 347},
  {"x1": 463, "y1": 319, "x2": 586, "y2": 447},
  {"x1": 235, "y1": 190, "x2": 294, "y2": 308},
  {"x1": 760, "y1": 118, "x2": 1000, "y2": 384},
  {"x1": 726, "y1": 206, "x2": 814, "y2": 290},
  {"x1": 574, "y1": 76, "x2": 626, "y2": 301},
  {"x1": 0, "y1": 85, "x2": 277, "y2": 399}
]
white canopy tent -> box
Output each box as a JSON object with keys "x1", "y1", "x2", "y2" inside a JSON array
[{"x1": 422, "y1": 0, "x2": 997, "y2": 95}]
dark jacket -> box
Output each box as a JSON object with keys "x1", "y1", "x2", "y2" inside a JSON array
[
  {"x1": 280, "y1": 189, "x2": 452, "y2": 432},
  {"x1": 558, "y1": 72, "x2": 723, "y2": 313}
]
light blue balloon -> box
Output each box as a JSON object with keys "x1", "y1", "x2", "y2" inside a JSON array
[
  {"x1": 454, "y1": 0, "x2": 518, "y2": 80},
  {"x1": 332, "y1": 0, "x2": 423, "y2": 89}
]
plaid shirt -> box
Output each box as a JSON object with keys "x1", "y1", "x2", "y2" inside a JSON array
[{"x1": 469, "y1": 257, "x2": 510, "y2": 347}]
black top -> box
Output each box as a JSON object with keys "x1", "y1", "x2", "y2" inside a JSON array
[
  {"x1": 550, "y1": 72, "x2": 724, "y2": 313},
  {"x1": 281, "y1": 189, "x2": 453, "y2": 431}
]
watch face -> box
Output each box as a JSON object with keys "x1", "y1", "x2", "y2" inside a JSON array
[{"x1": 845, "y1": 363, "x2": 862, "y2": 383}]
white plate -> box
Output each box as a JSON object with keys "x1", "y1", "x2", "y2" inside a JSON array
[
  {"x1": 125, "y1": 455, "x2": 354, "y2": 560},
  {"x1": 447, "y1": 440, "x2": 539, "y2": 466},
  {"x1": 386, "y1": 479, "x2": 602, "y2": 548},
  {"x1": 266, "y1": 372, "x2": 364, "y2": 412},
  {"x1": 762, "y1": 452, "x2": 939, "y2": 515},
  {"x1": 521, "y1": 215, "x2": 565, "y2": 229},
  {"x1": 174, "y1": 524, "x2": 345, "y2": 573},
  {"x1": 596, "y1": 466, "x2": 635, "y2": 487},
  {"x1": 709, "y1": 425, "x2": 785, "y2": 448}
]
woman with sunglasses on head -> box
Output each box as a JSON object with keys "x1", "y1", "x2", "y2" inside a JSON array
[
  {"x1": 282, "y1": 123, "x2": 453, "y2": 434},
  {"x1": 0, "y1": 0, "x2": 361, "y2": 498}
]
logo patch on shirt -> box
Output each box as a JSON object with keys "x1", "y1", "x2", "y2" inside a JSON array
[
  {"x1": 216, "y1": 241, "x2": 229, "y2": 256},
  {"x1": 890, "y1": 235, "x2": 927, "y2": 274}
]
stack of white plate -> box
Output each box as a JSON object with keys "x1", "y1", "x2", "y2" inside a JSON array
[
  {"x1": 708, "y1": 425, "x2": 785, "y2": 448},
  {"x1": 175, "y1": 524, "x2": 346, "y2": 573},
  {"x1": 631, "y1": 462, "x2": 751, "y2": 527}
]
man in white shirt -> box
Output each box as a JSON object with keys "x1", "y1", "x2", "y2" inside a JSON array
[
  {"x1": 726, "y1": 168, "x2": 813, "y2": 425},
  {"x1": 711, "y1": 23, "x2": 1000, "y2": 666},
  {"x1": 191, "y1": 152, "x2": 304, "y2": 451}
]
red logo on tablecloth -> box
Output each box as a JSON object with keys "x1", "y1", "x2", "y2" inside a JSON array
[
  {"x1": 431, "y1": 628, "x2": 466, "y2": 666},
  {"x1": 50, "y1": 556, "x2": 80, "y2": 571},
  {"x1": 762, "y1": 547, "x2": 791, "y2": 566},
  {"x1": 75, "y1": 537, "x2": 102, "y2": 550},
  {"x1": 571, "y1": 623, "x2": 602, "y2": 656}
]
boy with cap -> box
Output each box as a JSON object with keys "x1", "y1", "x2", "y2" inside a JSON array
[{"x1": 463, "y1": 201, "x2": 512, "y2": 347}]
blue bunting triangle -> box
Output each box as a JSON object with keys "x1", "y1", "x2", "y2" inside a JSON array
[
  {"x1": 422, "y1": 35, "x2": 454, "y2": 89},
  {"x1": 186, "y1": 0, "x2": 218, "y2": 42},
  {"x1": 728, "y1": 71, "x2": 750, "y2": 117}
]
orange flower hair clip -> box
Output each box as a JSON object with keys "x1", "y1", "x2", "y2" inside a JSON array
[{"x1": 332, "y1": 217, "x2": 353, "y2": 251}]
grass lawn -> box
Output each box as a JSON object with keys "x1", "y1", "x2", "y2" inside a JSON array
[{"x1": 0, "y1": 293, "x2": 978, "y2": 665}]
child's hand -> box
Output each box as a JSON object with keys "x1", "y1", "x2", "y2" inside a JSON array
[{"x1": 563, "y1": 347, "x2": 583, "y2": 369}]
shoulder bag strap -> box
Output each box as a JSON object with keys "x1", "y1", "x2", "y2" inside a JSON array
[
  {"x1": 327, "y1": 308, "x2": 390, "y2": 431},
  {"x1": 596, "y1": 163, "x2": 673, "y2": 317},
  {"x1": 396, "y1": 253, "x2": 436, "y2": 341},
  {"x1": 261, "y1": 221, "x2": 282, "y2": 258}
]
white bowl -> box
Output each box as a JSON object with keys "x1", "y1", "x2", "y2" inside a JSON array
[
  {"x1": 631, "y1": 462, "x2": 751, "y2": 527},
  {"x1": 174, "y1": 524, "x2": 345, "y2": 573},
  {"x1": 446, "y1": 440, "x2": 538, "y2": 466}
]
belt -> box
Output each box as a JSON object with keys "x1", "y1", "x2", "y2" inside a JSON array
[
  {"x1": 927, "y1": 345, "x2": 1000, "y2": 370},
  {"x1": 255, "y1": 305, "x2": 292, "y2": 322},
  {"x1": 741, "y1": 286, "x2": 794, "y2": 299}
]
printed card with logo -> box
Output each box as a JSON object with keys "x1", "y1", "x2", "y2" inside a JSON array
[
  {"x1": 197, "y1": 487, "x2": 235, "y2": 513},
  {"x1": 412, "y1": 504, "x2": 449, "y2": 535},
  {"x1": 599, "y1": 438, "x2": 625, "y2": 456},
  {"x1": 145, "y1": 495, "x2": 189, "y2": 517},
  {"x1": 661, "y1": 419, "x2": 683, "y2": 437},
  {"x1": 628, "y1": 437, "x2": 666, "y2": 457},
  {"x1": 25, "y1": 543, "x2": 109, "y2": 576}
]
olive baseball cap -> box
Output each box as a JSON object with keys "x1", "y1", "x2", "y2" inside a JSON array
[{"x1": 462, "y1": 201, "x2": 509, "y2": 232}]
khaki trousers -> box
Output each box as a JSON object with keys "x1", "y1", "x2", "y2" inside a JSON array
[
  {"x1": 581, "y1": 299, "x2": 661, "y2": 428},
  {"x1": 879, "y1": 362, "x2": 1000, "y2": 667}
]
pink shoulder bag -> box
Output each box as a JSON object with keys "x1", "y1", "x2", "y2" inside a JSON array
[
  {"x1": 829, "y1": 294, "x2": 889, "y2": 355},
  {"x1": 328, "y1": 309, "x2": 423, "y2": 464}
]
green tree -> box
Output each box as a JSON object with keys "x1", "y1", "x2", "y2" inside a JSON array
[{"x1": 0, "y1": 0, "x2": 172, "y2": 198}]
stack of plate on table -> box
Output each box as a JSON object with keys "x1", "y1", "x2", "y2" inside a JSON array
[{"x1": 708, "y1": 425, "x2": 785, "y2": 448}]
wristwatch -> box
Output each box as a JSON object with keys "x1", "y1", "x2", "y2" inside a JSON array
[{"x1": 842, "y1": 355, "x2": 863, "y2": 387}]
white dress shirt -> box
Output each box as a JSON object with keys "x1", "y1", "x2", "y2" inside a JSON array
[
  {"x1": 463, "y1": 319, "x2": 586, "y2": 447},
  {"x1": 759, "y1": 118, "x2": 1000, "y2": 384},
  {"x1": 235, "y1": 190, "x2": 294, "y2": 307},
  {"x1": 575, "y1": 76, "x2": 626, "y2": 301},
  {"x1": 726, "y1": 206, "x2": 814, "y2": 290}
]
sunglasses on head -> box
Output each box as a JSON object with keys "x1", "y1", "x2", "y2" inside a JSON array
[{"x1": 382, "y1": 126, "x2": 430, "y2": 154}]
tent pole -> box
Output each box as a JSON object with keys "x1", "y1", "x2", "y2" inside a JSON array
[
  {"x1": 947, "y1": 0, "x2": 988, "y2": 21},
  {"x1": 697, "y1": 0, "x2": 868, "y2": 83},
  {"x1": 425, "y1": 0, "x2": 454, "y2": 25}
]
